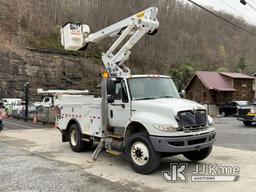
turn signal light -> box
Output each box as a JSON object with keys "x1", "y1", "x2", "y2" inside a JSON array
[
  {"x1": 102, "y1": 71, "x2": 109, "y2": 78},
  {"x1": 136, "y1": 11, "x2": 144, "y2": 18}
]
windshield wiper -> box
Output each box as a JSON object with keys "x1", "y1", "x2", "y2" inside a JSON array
[
  {"x1": 135, "y1": 97, "x2": 156, "y2": 101},
  {"x1": 156, "y1": 96, "x2": 174, "y2": 99}
]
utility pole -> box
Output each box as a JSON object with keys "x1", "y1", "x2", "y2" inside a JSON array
[{"x1": 24, "y1": 82, "x2": 29, "y2": 121}]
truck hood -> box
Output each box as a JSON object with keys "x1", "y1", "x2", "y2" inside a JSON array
[{"x1": 132, "y1": 98, "x2": 205, "y2": 114}]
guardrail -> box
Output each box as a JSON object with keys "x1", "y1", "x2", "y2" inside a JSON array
[{"x1": 12, "y1": 106, "x2": 56, "y2": 124}]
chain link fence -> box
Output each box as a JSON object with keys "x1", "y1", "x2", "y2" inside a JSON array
[{"x1": 12, "y1": 106, "x2": 56, "y2": 124}]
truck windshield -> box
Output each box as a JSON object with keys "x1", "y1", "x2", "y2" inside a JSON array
[{"x1": 128, "y1": 77, "x2": 180, "y2": 100}]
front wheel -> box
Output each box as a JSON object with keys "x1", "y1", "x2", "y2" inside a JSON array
[
  {"x1": 125, "y1": 132, "x2": 160, "y2": 174},
  {"x1": 69, "y1": 124, "x2": 92, "y2": 152},
  {"x1": 243, "y1": 121, "x2": 252, "y2": 126},
  {"x1": 183, "y1": 146, "x2": 212, "y2": 161}
]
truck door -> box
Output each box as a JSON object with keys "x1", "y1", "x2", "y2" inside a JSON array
[
  {"x1": 43, "y1": 97, "x2": 51, "y2": 107},
  {"x1": 108, "y1": 79, "x2": 130, "y2": 129}
]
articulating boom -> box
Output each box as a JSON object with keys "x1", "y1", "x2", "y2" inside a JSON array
[{"x1": 61, "y1": 7, "x2": 159, "y2": 77}]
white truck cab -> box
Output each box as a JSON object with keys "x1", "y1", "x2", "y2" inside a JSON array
[
  {"x1": 107, "y1": 75, "x2": 215, "y2": 156},
  {"x1": 55, "y1": 7, "x2": 216, "y2": 174},
  {"x1": 34, "y1": 97, "x2": 53, "y2": 108}
]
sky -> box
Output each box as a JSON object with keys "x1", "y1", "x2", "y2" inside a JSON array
[{"x1": 181, "y1": 0, "x2": 256, "y2": 26}]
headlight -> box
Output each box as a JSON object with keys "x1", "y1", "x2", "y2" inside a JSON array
[
  {"x1": 208, "y1": 115, "x2": 215, "y2": 127},
  {"x1": 153, "y1": 124, "x2": 180, "y2": 132}
]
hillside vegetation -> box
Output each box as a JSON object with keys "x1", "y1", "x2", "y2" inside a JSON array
[{"x1": 0, "y1": 0, "x2": 255, "y2": 97}]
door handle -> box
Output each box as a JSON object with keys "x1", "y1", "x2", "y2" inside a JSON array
[
  {"x1": 110, "y1": 110, "x2": 113, "y2": 118},
  {"x1": 110, "y1": 103, "x2": 125, "y2": 108}
]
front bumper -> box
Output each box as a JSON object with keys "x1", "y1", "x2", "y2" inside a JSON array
[
  {"x1": 150, "y1": 130, "x2": 216, "y2": 153},
  {"x1": 237, "y1": 114, "x2": 256, "y2": 122}
]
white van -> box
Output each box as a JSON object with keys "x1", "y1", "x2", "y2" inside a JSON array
[{"x1": 1, "y1": 98, "x2": 22, "y2": 107}]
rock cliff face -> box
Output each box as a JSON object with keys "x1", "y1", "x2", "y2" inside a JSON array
[{"x1": 0, "y1": 48, "x2": 100, "y2": 99}]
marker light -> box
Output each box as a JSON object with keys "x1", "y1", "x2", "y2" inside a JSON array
[
  {"x1": 102, "y1": 71, "x2": 109, "y2": 78},
  {"x1": 136, "y1": 12, "x2": 145, "y2": 18}
]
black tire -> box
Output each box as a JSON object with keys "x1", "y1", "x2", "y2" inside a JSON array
[
  {"x1": 69, "y1": 124, "x2": 92, "y2": 152},
  {"x1": 243, "y1": 121, "x2": 252, "y2": 126},
  {"x1": 125, "y1": 132, "x2": 160, "y2": 174},
  {"x1": 220, "y1": 111, "x2": 226, "y2": 117},
  {"x1": 37, "y1": 105, "x2": 44, "y2": 113},
  {"x1": 183, "y1": 146, "x2": 212, "y2": 161}
]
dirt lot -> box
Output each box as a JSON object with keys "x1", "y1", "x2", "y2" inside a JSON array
[{"x1": 1, "y1": 117, "x2": 256, "y2": 192}]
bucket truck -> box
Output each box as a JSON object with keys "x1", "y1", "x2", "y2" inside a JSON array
[{"x1": 57, "y1": 7, "x2": 216, "y2": 174}]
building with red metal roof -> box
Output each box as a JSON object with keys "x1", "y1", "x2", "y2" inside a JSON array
[{"x1": 185, "y1": 71, "x2": 254, "y2": 105}]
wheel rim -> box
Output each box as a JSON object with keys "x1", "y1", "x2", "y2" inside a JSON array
[
  {"x1": 70, "y1": 129, "x2": 78, "y2": 146},
  {"x1": 221, "y1": 112, "x2": 225, "y2": 116},
  {"x1": 131, "y1": 141, "x2": 149, "y2": 166}
]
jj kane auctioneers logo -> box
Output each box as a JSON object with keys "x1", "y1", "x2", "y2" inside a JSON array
[{"x1": 162, "y1": 163, "x2": 240, "y2": 182}]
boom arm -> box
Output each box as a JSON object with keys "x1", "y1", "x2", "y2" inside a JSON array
[
  {"x1": 37, "y1": 88, "x2": 89, "y2": 95},
  {"x1": 61, "y1": 7, "x2": 159, "y2": 77}
]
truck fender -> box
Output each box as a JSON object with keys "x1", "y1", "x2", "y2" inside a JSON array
[
  {"x1": 124, "y1": 120, "x2": 148, "y2": 147},
  {"x1": 66, "y1": 118, "x2": 82, "y2": 132},
  {"x1": 124, "y1": 111, "x2": 174, "y2": 145},
  {"x1": 62, "y1": 118, "x2": 82, "y2": 142}
]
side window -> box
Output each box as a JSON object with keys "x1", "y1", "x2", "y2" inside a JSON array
[
  {"x1": 230, "y1": 102, "x2": 236, "y2": 107},
  {"x1": 114, "y1": 82, "x2": 122, "y2": 100},
  {"x1": 113, "y1": 80, "x2": 128, "y2": 102},
  {"x1": 121, "y1": 80, "x2": 128, "y2": 102},
  {"x1": 44, "y1": 97, "x2": 50, "y2": 102}
]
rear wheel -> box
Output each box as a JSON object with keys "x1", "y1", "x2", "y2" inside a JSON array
[
  {"x1": 69, "y1": 124, "x2": 92, "y2": 152},
  {"x1": 183, "y1": 147, "x2": 212, "y2": 161},
  {"x1": 221, "y1": 111, "x2": 226, "y2": 117},
  {"x1": 125, "y1": 132, "x2": 160, "y2": 174},
  {"x1": 243, "y1": 121, "x2": 252, "y2": 126}
]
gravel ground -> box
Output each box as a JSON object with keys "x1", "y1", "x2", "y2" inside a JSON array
[
  {"x1": 215, "y1": 117, "x2": 256, "y2": 151},
  {"x1": 0, "y1": 142, "x2": 135, "y2": 192}
]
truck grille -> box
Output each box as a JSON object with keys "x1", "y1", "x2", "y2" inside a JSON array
[
  {"x1": 178, "y1": 110, "x2": 207, "y2": 128},
  {"x1": 238, "y1": 108, "x2": 250, "y2": 117}
]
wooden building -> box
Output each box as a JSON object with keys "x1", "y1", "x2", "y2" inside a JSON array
[
  {"x1": 185, "y1": 71, "x2": 254, "y2": 105},
  {"x1": 252, "y1": 72, "x2": 256, "y2": 99}
]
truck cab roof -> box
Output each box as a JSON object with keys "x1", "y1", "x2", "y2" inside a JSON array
[{"x1": 126, "y1": 74, "x2": 171, "y2": 79}]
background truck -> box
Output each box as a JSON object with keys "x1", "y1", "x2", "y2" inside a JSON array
[
  {"x1": 56, "y1": 7, "x2": 216, "y2": 174},
  {"x1": 34, "y1": 96, "x2": 53, "y2": 108},
  {"x1": 34, "y1": 89, "x2": 89, "y2": 108},
  {"x1": 1, "y1": 98, "x2": 22, "y2": 116},
  {"x1": 237, "y1": 101, "x2": 256, "y2": 126}
]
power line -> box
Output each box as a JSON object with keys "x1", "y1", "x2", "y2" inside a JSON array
[
  {"x1": 220, "y1": 0, "x2": 256, "y2": 23},
  {"x1": 249, "y1": 0, "x2": 256, "y2": 6},
  {"x1": 246, "y1": 1, "x2": 256, "y2": 12},
  {"x1": 219, "y1": 0, "x2": 256, "y2": 24},
  {"x1": 187, "y1": 0, "x2": 256, "y2": 36}
]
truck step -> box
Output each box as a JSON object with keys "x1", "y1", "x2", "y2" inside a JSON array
[
  {"x1": 108, "y1": 133, "x2": 123, "y2": 139},
  {"x1": 82, "y1": 138, "x2": 90, "y2": 142},
  {"x1": 106, "y1": 149, "x2": 123, "y2": 156}
]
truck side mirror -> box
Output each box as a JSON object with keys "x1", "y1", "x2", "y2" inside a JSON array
[
  {"x1": 107, "y1": 95, "x2": 115, "y2": 103},
  {"x1": 121, "y1": 87, "x2": 129, "y2": 103},
  {"x1": 107, "y1": 79, "x2": 114, "y2": 95},
  {"x1": 180, "y1": 90, "x2": 186, "y2": 98}
]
